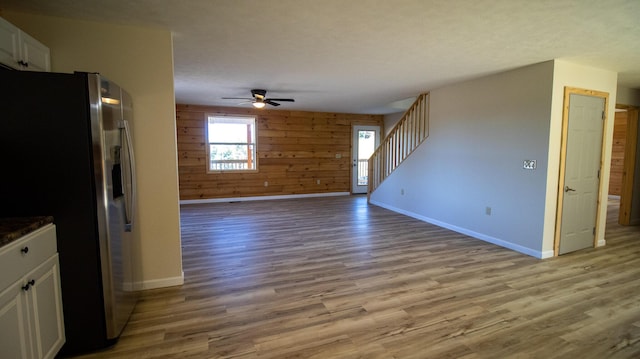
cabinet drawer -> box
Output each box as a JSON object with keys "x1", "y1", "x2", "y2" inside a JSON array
[{"x1": 0, "y1": 224, "x2": 57, "y2": 290}]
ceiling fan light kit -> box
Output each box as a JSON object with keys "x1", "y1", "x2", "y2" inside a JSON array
[{"x1": 222, "y1": 89, "x2": 295, "y2": 109}]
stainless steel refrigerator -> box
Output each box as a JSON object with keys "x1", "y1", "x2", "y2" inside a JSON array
[{"x1": 0, "y1": 70, "x2": 138, "y2": 355}]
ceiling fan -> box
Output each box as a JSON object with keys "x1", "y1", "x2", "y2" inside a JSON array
[{"x1": 222, "y1": 89, "x2": 295, "y2": 108}]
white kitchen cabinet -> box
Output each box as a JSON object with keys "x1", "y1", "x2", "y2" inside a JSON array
[
  {"x1": 0, "y1": 16, "x2": 50, "y2": 72},
  {"x1": 0, "y1": 277, "x2": 31, "y2": 358},
  {"x1": 0, "y1": 224, "x2": 65, "y2": 359}
]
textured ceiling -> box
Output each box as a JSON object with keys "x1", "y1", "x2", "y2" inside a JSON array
[{"x1": 2, "y1": 0, "x2": 639, "y2": 114}]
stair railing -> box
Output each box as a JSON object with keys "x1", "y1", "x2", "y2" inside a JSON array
[{"x1": 368, "y1": 93, "x2": 429, "y2": 197}]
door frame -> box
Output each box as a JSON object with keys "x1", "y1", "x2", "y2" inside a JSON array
[
  {"x1": 351, "y1": 125, "x2": 381, "y2": 194},
  {"x1": 554, "y1": 87, "x2": 610, "y2": 256}
]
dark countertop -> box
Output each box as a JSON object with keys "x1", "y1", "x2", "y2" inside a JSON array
[{"x1": 0, "y1": 216, "x2": 54, "y2": 248}]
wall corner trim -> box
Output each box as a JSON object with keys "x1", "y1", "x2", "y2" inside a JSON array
[
  {"x1": 369, "y1": 199, "x2": 548, "y2": 259},
  {"x1": 539, "y1": 250, "x2": 555, "y2": 259}
]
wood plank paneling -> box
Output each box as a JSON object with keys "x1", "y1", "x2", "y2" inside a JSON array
[
  {"x1": 176, "y1": 104, "x2": 383, "y2": 200},
  {"x1": 619, "y1": 108, "x2": 640, "y2": 224},
  {"x1": 609, "y1": 111, "x2": 628, "y2": 195}
]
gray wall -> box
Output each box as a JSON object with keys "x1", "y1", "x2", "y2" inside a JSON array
[
  {"x1": 383, "y1": 112, "x2": 403, "y2": 136},
  {"x1": 370, "y1": 61, "x2": 554, "y2": 257},
  {"x1": 617, "y1": 86, "x2": 640, "y2": 106}
]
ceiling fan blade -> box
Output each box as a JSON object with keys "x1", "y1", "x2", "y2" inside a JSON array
[
  {"x1": 225, "y1": 91, "x2": 294, "y2": 107},
  {"x1": 264, "y1": 100, "x2": 281, "y2": 106},
  {"x1": 265, "y1": 98, "x2": 295, "y2": 102}
]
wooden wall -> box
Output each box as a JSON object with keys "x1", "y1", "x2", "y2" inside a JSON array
[
  {"x1": 176, "y1": 104, "x2": 384, "y2": 200},
  {"x1": 609, "y1": 110, "x2": 627, "y2": 196}
]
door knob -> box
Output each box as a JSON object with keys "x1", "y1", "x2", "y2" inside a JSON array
[{"x1": 564, "y1": 186, "x2": 576, "y2": 192}]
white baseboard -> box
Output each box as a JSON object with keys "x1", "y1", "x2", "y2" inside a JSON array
[
  {"x1": 369, "y1": 200, "x2": 549, "y2": 259},
  {"x1": 126, "y1": 272, "x2": 184, "y2": 291},
  {"x1": 180, "y1": 192, "x2": 350, "y2": 205}
]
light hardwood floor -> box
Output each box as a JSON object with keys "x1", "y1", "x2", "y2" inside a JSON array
[{"x1": 73, "y1": 196, "x2": 640, "y2": 358}]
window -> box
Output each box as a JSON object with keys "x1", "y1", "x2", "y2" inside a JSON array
[{"x1": 206, "y1": 115, "x2": 257, "y2": 172}]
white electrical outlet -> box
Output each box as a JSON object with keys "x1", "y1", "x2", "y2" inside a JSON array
[
  {"x1": 317, "y1": 179, "x2": 321, "y2": 185},
  {"x1": 264, "y1": 181, "x2": 268, "y2": 187},
  {"x1": 523, "y1": 160, "x2": 536, "y2": 170}
]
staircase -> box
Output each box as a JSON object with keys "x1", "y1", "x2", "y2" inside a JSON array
[{"x1": 368, "y1": 93, "x2": 430, "y2": 198}]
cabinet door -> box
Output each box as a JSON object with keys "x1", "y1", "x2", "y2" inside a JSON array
[
  {"x1": 0, "y1": 279, "x2": 32, "y2": 359},
  {"x1": 0, "y1": 17, "x2": 21, "y2": 69},
  {"x1": 20, "y1": 31, "x2": 50, "y2": 72},
  {"x1": 26, "y1": 254, "x2": 65, "y2": 359}
]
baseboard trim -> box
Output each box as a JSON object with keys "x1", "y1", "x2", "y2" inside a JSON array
[
  {"x1": 180, "y1": 192, "x2": 351, "y2": 205},
  {"x1": 597, "y1": 239, "x2": 606, "y2": 247},
  {"x1": 127, "y1": 272, "x2": 185, "y2": 291},
  {"x1": 369, "y1": 200, "x2": 549, "y2": 259}
]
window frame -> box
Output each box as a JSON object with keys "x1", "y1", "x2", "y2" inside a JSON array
[{"x1": 205, "y1": 114, "x2": 258, "y2": 173}]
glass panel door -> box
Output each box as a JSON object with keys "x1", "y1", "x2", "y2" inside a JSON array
[{"x1": 352, "y1": 125, "x2": 380, "y2": 194}]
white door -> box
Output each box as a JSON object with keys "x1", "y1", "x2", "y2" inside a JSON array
[
  {"x1": 352, "y1": 125, "x2": 380, "y2": 194},
  {"x1": 559, "y1": 93, "x2": 606, "y2": 255}
]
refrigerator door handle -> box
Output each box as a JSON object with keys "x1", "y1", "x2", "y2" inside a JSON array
[{"x1": 122, "y1": 119, "x2": 136, "y2": 232}]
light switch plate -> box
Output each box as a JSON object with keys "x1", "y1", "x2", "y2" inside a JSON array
[{"x1": 523, "y1": 160, "x2": 536, "y2": 170}]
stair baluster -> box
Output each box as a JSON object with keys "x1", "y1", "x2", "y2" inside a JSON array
[{"x1": 368, "y1": 93, "x2": 429, "y2": 199}]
